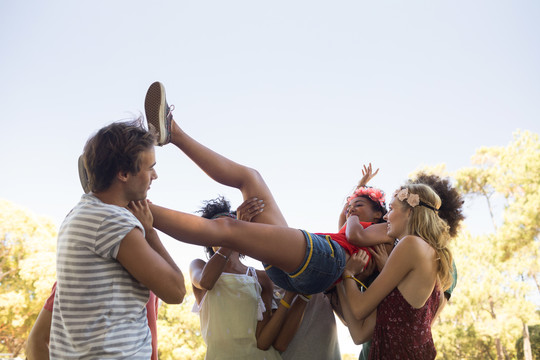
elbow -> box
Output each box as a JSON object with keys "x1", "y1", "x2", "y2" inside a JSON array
[
  {"x1": 351, "y1": 307, "x2": 368, "y2": 323},
  {"x1": 198, "y1": 278, "x2": 216, "y2": 291},
  {"x1": 162, "y1": 291, "x2": 184, "y2": 304},
  {"x1": 273, "y1": 341, "x2": 287, "y2": 353},
  {"x1": 177, "y1": 288, "x2": 187, "y2": 304},
  {"x1": 175, "y1": 285, "x2": 187, "y2": 304},
  {"x1": 163, "y1": 281, "x2": 187, "y2": 304},
  {"x1": 256, "y1": 339, "x2": 271, "y2": 351},
  {"x1": 352, "y1": 334, "x2": 371, "y2": 345}
]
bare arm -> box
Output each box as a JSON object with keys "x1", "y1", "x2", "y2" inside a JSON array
[
  {"x1": 272, "y1": 294, "x2": 310, "y2": 352},
  {"x1": 255, "y1": 286, "x2": 299, "y2": 350},
  {"x1": 117, "y1": 200, "x2": 186, "y2": 304},
  {"x1": 189, "y1": 247, "x2": 233, "y2": 305},
  {"x1": 26, "y1": 308, "x2": 52, "y2": 360},
  {"x1": 338, "y1": 164, "x2": 380, "y2": 229},
  {"x1": 342, "y1": 236, "x2": 421, "y2": 320},
  {"x1": 346, "y1": 217, "x2": 393, "y2": 247},
  {"x1": 337, "y1": 282, "x2": 377, "y2": 345},
  {"x1": 431, "y1": 289, "x2": 448, "y2": 327},
  {"x1": 336, "y1": 251, "x2": 377, "y2": 344}
]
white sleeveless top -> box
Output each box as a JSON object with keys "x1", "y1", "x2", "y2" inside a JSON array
[{"x1": 192, "y1": 267, "x2": 282, "y2": 360}]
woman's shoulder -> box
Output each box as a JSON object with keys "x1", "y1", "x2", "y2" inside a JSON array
[
  {"x1": 394, "y1": 235, "x2": 434, "y2": 256},
  {"x1": 255, "y1": 268, "x2": 273, "y2": 287},
  {"x1": 189, "y1": 258, "x2": 207, "y2": 272},
  {"x1": 396, "y1": 235, "x2": 422, "y2": 246}
]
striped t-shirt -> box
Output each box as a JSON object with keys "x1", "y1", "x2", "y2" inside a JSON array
[{"x1": 50, "y1": 194, "x2": 152, "y2": 359}]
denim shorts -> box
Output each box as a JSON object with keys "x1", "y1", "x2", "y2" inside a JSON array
[{"x1": 264, "y1": 230, "x2": 346, "y2": 294}]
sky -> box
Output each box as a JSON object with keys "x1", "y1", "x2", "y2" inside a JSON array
[{"x1": 1, "y1": 0, "x2": 539, "y2": 355}]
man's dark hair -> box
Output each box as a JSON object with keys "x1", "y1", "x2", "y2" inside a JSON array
[{"x1": 83, "y1": 118, "x2": 155, "y2": 192}]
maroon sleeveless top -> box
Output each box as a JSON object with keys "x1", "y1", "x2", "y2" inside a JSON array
[{"x1": 369, "y1": 285, "x2": 440, "y2": 360}]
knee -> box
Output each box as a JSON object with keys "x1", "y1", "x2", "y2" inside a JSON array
[{"x1": 241, "y1": 167, "x2": 265, "y2": 188}]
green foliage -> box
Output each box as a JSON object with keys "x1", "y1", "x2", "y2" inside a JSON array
[
  {"x1": 430, "y1": 130, "x2": 540, "y2": 359},
  {"x1": 2, "y1": 129, "x2": 539, "y2": 359},
  {"x1": 516, "y1": 323, "x2": 540, "y2": 360},
  {"x1": 0, "y1": 200, "x2": 57, "y2": 357},
  {"x1": 342, "y1": 353, "x2": 360, "y2": 360},
  {"x1": 157, "y1": 280, "x2": 206, "y2": 359},
  {"x1": 0, "y1": 199, "x2": 208, "y2": 358}
]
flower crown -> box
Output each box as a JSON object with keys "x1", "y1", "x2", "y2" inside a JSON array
[
  {"x1": 393, "y1": 188, "x2": 438, "y2": 211},
  {"x1": 348, "y1": 186, "x2": 386, "y2": 209}
]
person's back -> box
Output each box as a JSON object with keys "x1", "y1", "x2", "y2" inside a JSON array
[
  {"x1": 280, "y1": 293, "x2": 341, "y2": 360},
  {"x1": 50, "y1": 119, "x2": 185, "y2": 358},
  {"x1": 51, "y1": 195, "x2": 152, "y2": 358}
]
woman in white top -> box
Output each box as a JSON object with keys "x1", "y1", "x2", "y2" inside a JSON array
[{"x1": 191, "y1": 197, "x2": 304, "y2": 359}]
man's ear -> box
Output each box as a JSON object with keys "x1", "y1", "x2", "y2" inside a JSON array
[{"x1": 117, "y1": 171, "x2": 129, "y2": 183}]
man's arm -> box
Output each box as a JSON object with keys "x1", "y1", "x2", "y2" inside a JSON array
[
  {"x1": 26, "y1": 308, "x2": 52, "y2": 360},
  {"x1": 118, "y1": 200, "x2": 186, "y2": 304}
]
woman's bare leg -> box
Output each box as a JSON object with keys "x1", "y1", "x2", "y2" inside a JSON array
[
  {"x1": 150, "y1": 203, "x2": 307, "y2": 272},
  {"x1": 145, "y1": 81, "x2": 306, "y2": 271},
  {"x1": 169, "y1": 120, "x2": 287, "y2": 228}
]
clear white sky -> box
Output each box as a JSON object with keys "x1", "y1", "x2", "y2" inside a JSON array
[{"x1": 1, "y1": 1, "x2": 539, "y2": 355}]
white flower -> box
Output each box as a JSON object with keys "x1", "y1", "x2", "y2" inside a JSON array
[
  {"x1": 407, "y1": 193, "x2": 420, "y2": 207},
  {"x1": 397, "y1": 188, "x2": 408, "y2": 201}
]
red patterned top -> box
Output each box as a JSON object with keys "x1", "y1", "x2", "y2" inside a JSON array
[{"x1": 369, "y1": 286, "x2": 440, "y2": 360}]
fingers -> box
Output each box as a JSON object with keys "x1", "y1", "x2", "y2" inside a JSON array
[
  {"x1": 345, "y1": 250, "x2": 370, "y2": 274},
  {"x1": 367, "y1": 244, "x2": 385, "y2": 256},
  {"x1": 366, "y1": 258, "x2": 376, "y2": 272},
  {"x1": 236, "y1": 197, "x2": 265, "y2": 222}
]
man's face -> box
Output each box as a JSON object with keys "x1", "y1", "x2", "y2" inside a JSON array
[{"x1": 126, "y1": 147, "x2": 157, "y2": 201}]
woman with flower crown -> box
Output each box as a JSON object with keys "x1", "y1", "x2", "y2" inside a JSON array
[
  {"x1": 143, "y1": 81, "x2": 393, "y2": 295},
  {"x1": 336, "y1": 183, "x2": 454, "y2": 359}
]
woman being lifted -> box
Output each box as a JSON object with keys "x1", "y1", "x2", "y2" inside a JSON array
[{"x1": 144, "y1": 81, "x2": 393, "y2": 295}]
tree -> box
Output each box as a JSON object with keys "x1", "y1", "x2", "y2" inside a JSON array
[
  {"x1": 157, "y1": 278, "x2": 206, "y2": 359},
  {"x1": 0, "y1": 198, "x2": 208, "y2": 358},
  {"x1": 516, "y1": 323, "x2": 540, "y2": 360},
  {"x1": 429, "y1": 130, "x2": 540, "y2": 359},
  {"x1": 0, "y1": 199, "x2": 57, "y2": 357}
]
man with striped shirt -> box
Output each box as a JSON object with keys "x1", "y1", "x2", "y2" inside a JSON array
[{"x1": 50, "y1": 119, "x2": 186, "y2": 359}]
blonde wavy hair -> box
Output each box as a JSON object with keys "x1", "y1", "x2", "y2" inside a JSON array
[{"x1": 395, "y1": 183, "x2": 453, "y2": 291}]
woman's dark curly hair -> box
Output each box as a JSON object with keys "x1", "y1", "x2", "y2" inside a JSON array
[
  {"x1": 409, "y1": 173, "x2": 465, "y2": 238},
  {"x1": 196, "y1": 196, "x2": 241, "y2": 259}
]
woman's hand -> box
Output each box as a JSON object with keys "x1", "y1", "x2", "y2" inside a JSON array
[
  {"x1": 128, "y1": 200, "x2": 154, "y2": 234},
  {"x1": 357, "y1": 163, "x2": 379, "y2": 188},
  {"x1": 343, "y1": 250, "x2": 370, "y2": 277},
  {"x1": 355, "y1": 256, "x2": 376, "y2": 281},
  {"x1": 236, "y1": 197, "x2": 264, "y2": 222},
  {"x1": 368, "y1": 244, "x2": 389, "y2": 272}
]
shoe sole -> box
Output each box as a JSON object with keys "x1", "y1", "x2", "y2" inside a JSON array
[{"x1": 145, "y1": 81, "x2": 167, "y2": 146}]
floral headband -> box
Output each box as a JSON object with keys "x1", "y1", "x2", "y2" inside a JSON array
[
  {"x1": 393, "y1": 188, "x2": 438, "y2": 211},
  {"x1": 348, "y1": 186, "x2": 386, "y2": 209}
]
